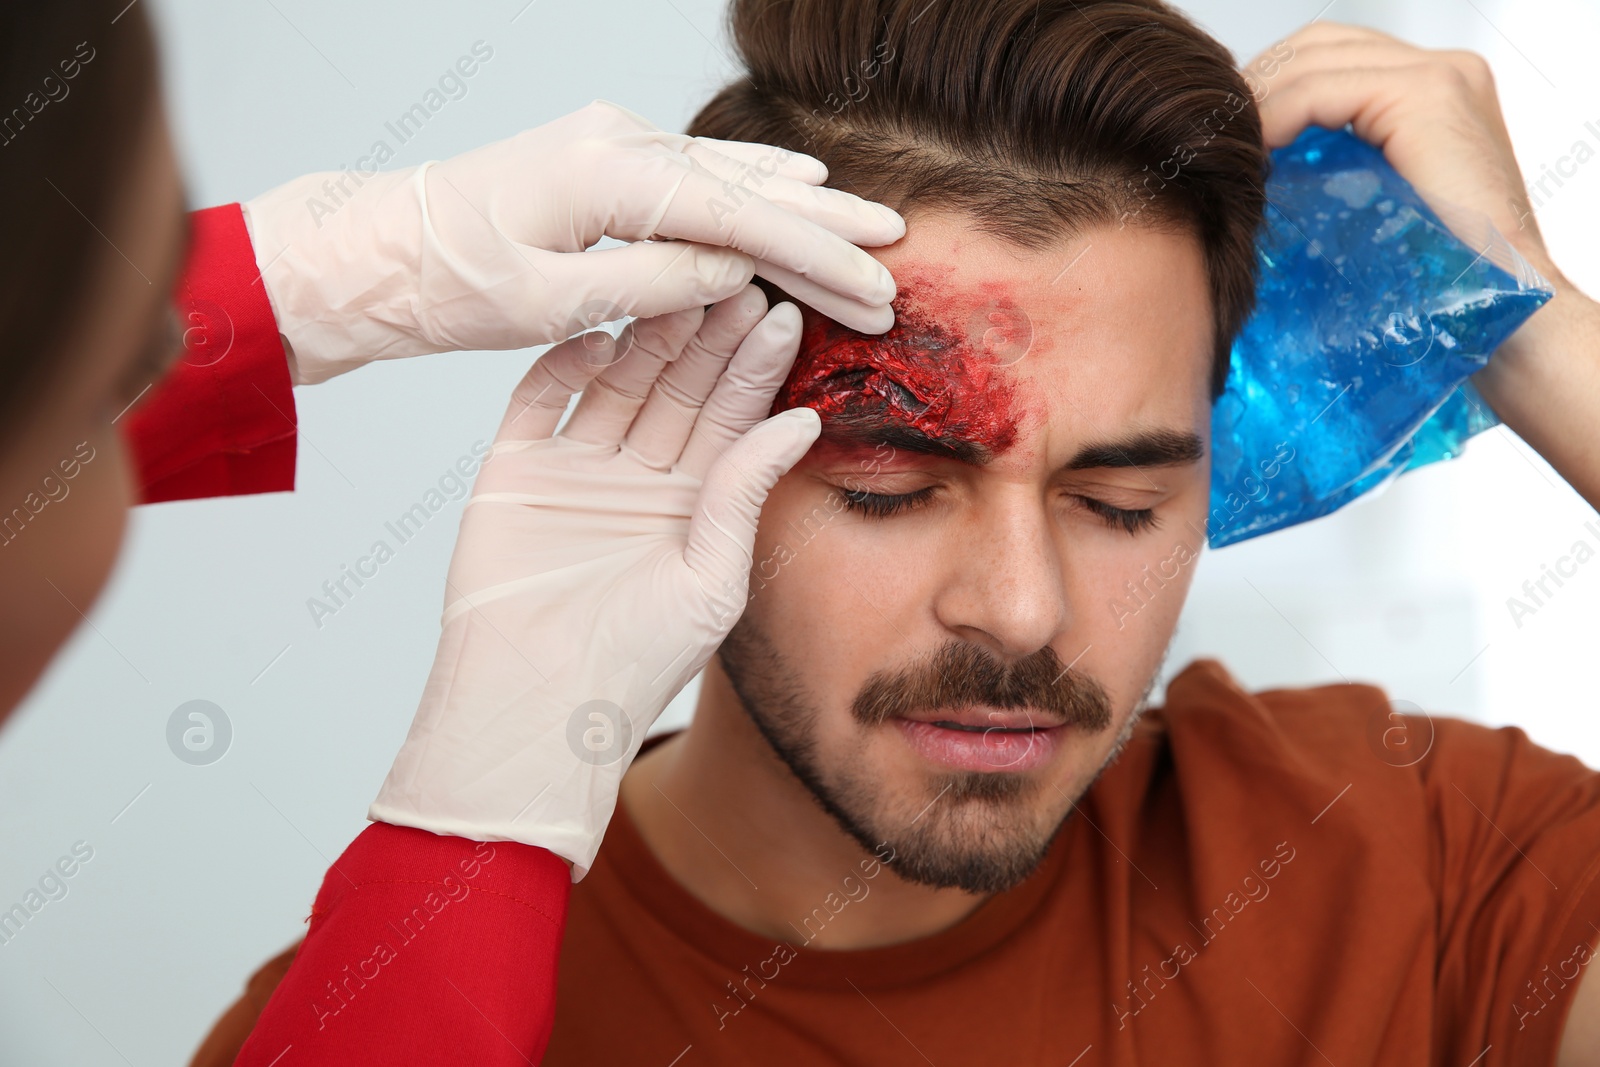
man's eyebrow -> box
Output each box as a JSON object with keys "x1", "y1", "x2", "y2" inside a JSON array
[
  {"x1": 813, "y1": 419, "x2": 1205, "y2": 472},
  {"x1": 817, "y1": 417, "x2": 991, "y2": 465},
  {"x1": 1065, "y1": 429, "x2": 1205, "y2": 471}
]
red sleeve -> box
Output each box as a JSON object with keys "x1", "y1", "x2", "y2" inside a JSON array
[
  {"x1": 235, "y1": 823, "x2": 570, "y2": 1066},
  {"x1": 121, "y1": 203, "x2": 298, "y2": 503}
]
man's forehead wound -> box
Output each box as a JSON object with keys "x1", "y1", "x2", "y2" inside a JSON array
[{"x1": 772, "y1": 285, "x2": 1024, "y2": 460}]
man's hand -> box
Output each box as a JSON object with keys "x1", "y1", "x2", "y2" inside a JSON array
[
  {"x1": 369, "y1": 284, "x2": 820, "y2": 879},
  {"x1": 1251, "y1": 25, "x2": 1600, "y2": 1063},
  {"x1": 243, "y1": 100, "x2": 904, "y2": 383},
  {"x1": 1248, "y1": 22, "x2": 1600, "y2": 512}
]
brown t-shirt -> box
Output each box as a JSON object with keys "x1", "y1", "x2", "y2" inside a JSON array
[
  {"x1": 544, "y1": 659, "x2": 1600, "y2": 1066},
  {"x1": 197, "y1": 658, "x2": 1600, "y2": 1066}
]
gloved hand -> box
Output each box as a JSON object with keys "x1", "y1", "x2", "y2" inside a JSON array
[
  {"x1": 242, "y1": 99, "x2": 903, "y2": 384},
  {"x1": 368, "y1": 284, "x2": 821, "y2": 878}
]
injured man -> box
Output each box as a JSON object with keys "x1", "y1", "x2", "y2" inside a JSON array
[{"x1": 198, "y1": 0, "x2": 1600, "y2": 1064}]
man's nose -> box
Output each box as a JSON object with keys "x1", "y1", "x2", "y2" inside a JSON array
[{"x1": 931, "y1": 488, "x2": 1069, "y2": 661}]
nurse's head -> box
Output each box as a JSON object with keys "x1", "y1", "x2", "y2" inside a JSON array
[
  {"x1": 690, "y1": 0, "x2": 1269, "y2": 892},
  {"x1": 0, "y1": 6, "x2": 186, "y2": 717}
]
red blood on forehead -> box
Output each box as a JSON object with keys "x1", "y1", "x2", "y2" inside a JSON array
[{"x1": 773, "y1": 288, "x2": 1021, "y2": 454}]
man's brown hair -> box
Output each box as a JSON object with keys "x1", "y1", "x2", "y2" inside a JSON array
[{"x1": 687, "y1": 0, "x2": 1269, "y2": 399}]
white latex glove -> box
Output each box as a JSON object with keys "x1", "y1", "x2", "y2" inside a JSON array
[
  {"x1": 369, "y1": 284, "x2": 821, "y2": 878},
  {"x1": 242, "y1": 99, "x2": 903, "y2": 385}
]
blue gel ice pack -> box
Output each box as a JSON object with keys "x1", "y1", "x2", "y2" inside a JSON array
[{"x1": 1206, "y1": 125, "x2": 1553, "y2": 548}]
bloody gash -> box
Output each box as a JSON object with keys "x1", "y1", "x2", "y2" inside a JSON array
[{"x1": 772, "y1": 290, "x2": 1024, "y2": 458}]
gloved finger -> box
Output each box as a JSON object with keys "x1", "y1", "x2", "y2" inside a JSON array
[
  {"x1": 687, "y1": 135, "x2": 830, "y2": 185},
  {"x1": 683, "y1": 406, "x2": 822, "y2": 620},
  {"x1": 677, "y1": 302, "x2": 804, "y2": 482},
  {"x1": 622, "y1": 285, "x2": 769, "y2": 470},
  {"x1": 495, "y1": 330, "x2": 620, "y2": 444},
  {"x1": 753, "y1": 258, "x2": 896, "y2": 335},
  {"x1": 683, "y1": 141, "x2": 905, "y2": 247},
  {"x1": 749, "y1": 179, "x2": 907, "y2": 249},
  {"x1": 542, "y1": 240, "x2": 755, "y2": 329},
  {"x1": 652, "y1": 164, "x2": 897, "y2": 316},
  {"x1": 561, "y1": 306, "x2": 705, "y2": 447}
]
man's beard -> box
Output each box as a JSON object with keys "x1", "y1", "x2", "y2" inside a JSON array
[{"x1": 718, "y1": 612, "x2": 1160, "y2": 895}]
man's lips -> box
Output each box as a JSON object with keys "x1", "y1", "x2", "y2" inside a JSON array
[
  {"x1": 886, "y1": 705, "x2": 1069, "y2": 772},
  {"x1": 892, "y1": 704, "x2": 1057, "y2": 731},
  {"x1": 893, "y1": 720, "x2": 1061, "y2": 772}
]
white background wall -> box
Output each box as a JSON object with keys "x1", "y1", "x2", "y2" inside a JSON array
[{"x1": 0, "y1": 0, "x2": 1594, "y2": 1063}]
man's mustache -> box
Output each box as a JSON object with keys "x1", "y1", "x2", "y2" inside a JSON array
[{"x1": 851, "y1": 640, "x2": 1113, "y2": 730}]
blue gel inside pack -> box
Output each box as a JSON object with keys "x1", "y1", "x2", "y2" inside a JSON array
[{"x1": 1207, "y1": 126, "x2": 1552, "y2": 548}]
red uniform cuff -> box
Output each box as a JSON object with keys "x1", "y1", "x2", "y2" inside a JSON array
[
  {"x1": 122, "y1": 203, "x2": 297, "y2": 503},
  {"x1": 235, "y1": 824, "x2": 570, "y2": 1067}
]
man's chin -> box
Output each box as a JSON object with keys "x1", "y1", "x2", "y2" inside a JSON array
[
  {"x1": 874, "y1": 782, "x2": 1066, "y2": 894},
  {"x1": 823, "y1": 755, "x2": 1071, "y2": 895}
]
